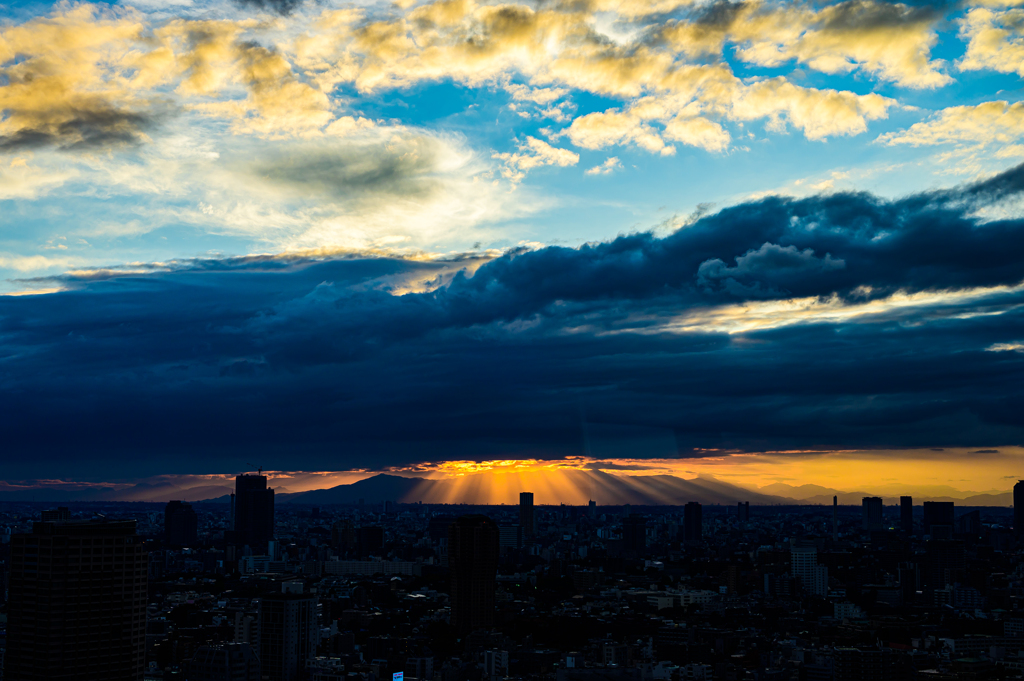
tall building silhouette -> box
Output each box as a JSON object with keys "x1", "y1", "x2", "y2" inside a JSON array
[
  {"x1": 233, "y1": 473, "x2": 275, "y2": 552},
  {"x1": 861, "y1": 497, "x2": 883, "y2": 531},
  {"x1": 1014, "y1": 480, "x2": 1024, "y2": 536},
  {"x1": 7, "y1": 516, "x2": 147, "y2": 680},
  {"x1": 737, "y1": 501, "x2": 750, "y2": 522},
  {"x1": 519, "y1": 492, "x2": 535, "y2": 539},
  {"x1": 923, "y1": 501, "x2": 955, "y2": 538},
  {"x1": 622, "y1": 514, "x2": 647, "y2": 556},
  {"x1": 165, "y1": 500, "x2": 198, "y2": 547},
  {"x1": 790, "y1": 541, "x2": 828, "y2": 596},
  {"x1": 900, "y1": 496, "x2": 913, "y2": 534},
  {"x1": 449, "y1": 515, "x2": 499, "y2": 633},
  {"x1": 259, "y1": 584, "x2": 317, "y2": 681},
  {"x1": 684, "y1": 502, "x2": 702, "y2": 543}
]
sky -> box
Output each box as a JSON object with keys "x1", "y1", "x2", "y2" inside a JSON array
[{"x1": 2, "y1": 0, "x2": 1024, "y2": 498}]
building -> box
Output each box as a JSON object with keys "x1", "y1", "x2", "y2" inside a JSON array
[
  {"x1": 622, "y1": 514, "x2": 647, "y2": 556},
  {"x1": 259, "y1": 584, "x2": 318, "y2": 681},
  {"x1": 7, "y1": 516, "x2": 148, "y2": 681},
  {"x1": 449, "y1": 514, "x2": 500, "y2": 633},
  {"x1": 900, "y1": 496, "x2": 913, "y2": 534},
  {"x1": 790, "y1": 541, "x2": 828, "y2": 596},
  {"x1": 187, "y1": 642, "x2": 261, "y2": 681},
  {"x1": 683, "y1": 502, "x2": 702, "y2": 543},
  {"x1": 737, "y1": 501, "x2": 750, "y2": 522},
  {"x1": 165, "y1": 500, "x2": 198, "y2": 547},
  {"x1": 925, "y1": 539, "x2": 966, "y2": 590},
  {"x1": 955, "y1": 509, "x2": 981, "y2": 536},
  {"x1": 861, "y1": 497, "x2": 883, "y2": 532},
  {"x1": 832, "y1": 496, "x2": 838, "y2": 541},
  {"x1": 498, "y1": 524, "x2": 523, "y2": 552},
  {"x1": 233, "y1": 473, "x2": 275, "y2": 552},
  {"x1": 1015, "y1": 480, "x2": 1024, "y2": 536},
  {"x1": 923, "y1": 501, "x2": 955, "y2": 537},
  {"x1": 519, "y1": 492, "x2": 535, "y2": 539}
]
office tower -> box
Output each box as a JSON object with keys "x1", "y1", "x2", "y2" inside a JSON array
[
  {"x1": 7, "y1": 516, "x2": 147, "y2": 680},
  {"x1": 588, "y1": 499, "x2": 597, "y2": 519},
  {"x1": 188, "y1": 642, "x2": 261, "y2": 681},
  {"x1": 622, "y1": 514, "x2": 647, "y2": 556},
  {"x1": 832, "y1": 496, "x2": 838, "y2": 541},
  {"x1": 790, "y1": 541, "x2": 828, "y2": 596},
  {"x1": 519, "y1": 492, "x2": 535, "y2": 539},
  {"x1": 861, "y1": 497, "x2": 883, "y2": 531},
  {"x1": 683, "y1": 502, "x2": 702, "y2": 542},
  {"x1": 165, "y1": 500, "x2": 198, "y2": 547},
  {"x1": 737, "y1": 501, "x2": 750, "y2": 522},
  {"x1": 955, "y1": 509, "x2": 981, "y2": 536},
  {"x1": 922, "y1": 501, "x2": 955, "y2": 537},
  {"x1": 234, "y1": 473, "x2": 275, "y2": 552},
  {"x1": 448, "y1": 514, "x2": 499, "y2": 633},
  {"x1": 900, "y1": 496, "x2": 913, "y2": 534},
  {"x1": 498, "y1": 524, "x2": 523, "y2": 552},
  {"x1": 1015, "y1": 480, "x2": 1024, "y2": 536},
  {"x1": 259, "y1": 584, "x2": 318, "y2": 681}
]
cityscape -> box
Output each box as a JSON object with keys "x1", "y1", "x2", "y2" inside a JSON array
[{"x1": 0, "y1": 474, "x2": 1023, "y2": 680}]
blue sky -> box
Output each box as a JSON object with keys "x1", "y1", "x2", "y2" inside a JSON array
[{"x1": 3, "y1": 0, "x2": 1024, "y2": 490}]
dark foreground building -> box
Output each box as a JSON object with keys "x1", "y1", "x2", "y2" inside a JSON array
[
  {"x1": 164, "y1": 500, "x2": 198, "y2": 547},
  {"x1": 232, "y1": 473, "x2": 275, "y2": 552},
  {"x1": 7, "y1": 517, "x2": 148, "y2": 680},
  {"x1": 449, "y1": 514, "x2": 499, "y2": 633}
]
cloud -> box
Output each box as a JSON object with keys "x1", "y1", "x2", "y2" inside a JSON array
[
  {"x1": 958, "y1": 7, "x2": 1024, "y2": 76},
  {"x1": 5, "y1": 164, "x2": 1024, "y2": 475},
  {"x1": 493, "y1": 136, "x2": 579, "y2": 184},
  {"x1": 585, "y1": 157, "x2": 622, "y2": 175},
  {"x1": 879, "y1": 100, "x2": 1024, "y2": 148}
]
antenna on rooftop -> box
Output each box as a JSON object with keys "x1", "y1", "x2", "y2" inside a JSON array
[{"x1": 246, "y1": 463, "x2": 263, "y2": 476}]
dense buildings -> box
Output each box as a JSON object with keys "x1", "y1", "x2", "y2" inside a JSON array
[
  {"x1": 621, "y1": 514, "x2": 647, "y2": 556},
  {"x1": 923, "y1": 501, "x2": 955, "y2": 537},
  {"x1": 6, "y1": 517, "x2": 147, "y2": 680},
  {"x1": 448, "y1": 514, "x2": 499, "y2": 633},
  {"x1": 187, "y1": 643, "x2": 261, "y2": 681}
]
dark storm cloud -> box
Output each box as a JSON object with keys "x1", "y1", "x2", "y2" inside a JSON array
[
  {"x1": 232, "y1": 0, "x2": 305, "y2": 16},
  {"x1": 0, "y1": 106, "x2": 156, "y2": 151},
  {"x1": 4, "y1": 164, "x2": 1024, "y2": 478}
]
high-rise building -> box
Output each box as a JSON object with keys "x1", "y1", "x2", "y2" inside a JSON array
[
  {"x1": 233, "y1": 473, "x2": 275, "y2": 552},
  {"x1": 924, "y1": 540, "x2": 966, "y2": 590},
  {"x1": 7, "y1": 516, "x2": 148, "y2": 680},
  {"x1": 622, "y1": 514, "x2": 647, "y2": 556},
  {"x1": 188, "y1": 642, "x2": 261, "y2": 681},
  {"x1": 684, "y1": 502, "x2": 702, "y2": 543},
  {"x1": 737, "y1": 501, "x2": 750, "y2": 522},
  {"x1": 832, "y1": 496, "x2": 838, "y2": 541},
  {"x1": 790, "y1": 541, "x2": 828, "y2": 596},
  {"x1": 900, "y1": 496, "x2": 913, "y2": 534},
  {"x1": 498, "y1": 524, "x2": 523, "y2": 552},
  {"x1": 259, "y1": 584, "x2": 318, "y2": 681},
  {"x1": 519, "y1": 492, "x2": 535, "y2": 539},
  {"x1": 165, "y1": 500, "x2": 198, "y2": 547},
  {"x1": 861, "y1": 497, "x2": 883, "y2": 532},
  {"x1": 923, "y1": 501, "x2": 955, "y2": 537},
  {"x1": 448, "y1": 514, "x2": 499, "y2": 633},
  {"x1": 1014, "y1": 480, "x2": 1024, "y2": 536},
  {"x1": 588, "y1": 499, "x2": 597, "y2": 519}
]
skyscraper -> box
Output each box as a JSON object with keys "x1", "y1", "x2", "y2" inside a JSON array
[
  {"x1": 622, "y1": 514, "x2": 647, "y2": 556},
  {"x1": 1014, "y1": 480, "x2": 1024, "y2": 536},
  {"x1": 900, "y1": 496, "x2": 913, "y2": 534},
  {"x1": 861, "y1": 497, "x2": 883, "y2": 531},
  {"x1": 923, "y1": 501, "x2": 955, "y2": 537},
  {"x1": 449, "y1": 514, "x2": 500, "y2": 633},
  {"x1": 7, "y1": 516, "x2": 148, "y2": 680},
  {"x1": 259, "y1": 584, "x2": 318, "y2": 681},
  {"x1": 737, "y1": 501, "x2": 750, "y2": 522},
  {"x1": 790, "y1": 541, "x2": 828, "y2": 596},
  {"x1": 233, "y1": 473, "x2": 275, "y2": 552},
  {"x1": 519, "y1": 492, "x2": 535, "y2": 539},
  {"x1": 165, "y1": 500, "x2": 198, "y2": 547},
  {"x1": 832, "y1": 495, "x2": 838, "y2": 541},
  {"x1": 684, "y1": 501, "x2": 702, "y2": 543}
]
